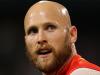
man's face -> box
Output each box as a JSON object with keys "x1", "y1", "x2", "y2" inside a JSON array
[{"x1": 24, "y1": 4, "x2": 72, "y2": 73}]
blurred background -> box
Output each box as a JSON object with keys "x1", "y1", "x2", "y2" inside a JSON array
[{"x1": 0, "y1": 0, "x2": 100, "y2": 75}]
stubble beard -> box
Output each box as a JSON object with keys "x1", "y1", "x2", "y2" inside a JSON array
[{"x1": 26, "y1": 42, "x2": 72, "y2": 74}]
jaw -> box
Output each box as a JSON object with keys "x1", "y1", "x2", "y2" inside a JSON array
[
  {"x1": 34, "y1": 51, "x2": 70, "y2": 74},
  {"x1": 34, "y1": 53, "x2": 58, "y2": 73}
]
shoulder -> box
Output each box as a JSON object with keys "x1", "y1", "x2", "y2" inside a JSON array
[
  {"x1": 71, "y1": 55, "x2": 100, "y2": 71},
  {"x1": 71, "y1": 68, "x2": 100, "y2": 75},
  {"x1": 68, "y1": 55, "x2": 100, "y2": 75}
]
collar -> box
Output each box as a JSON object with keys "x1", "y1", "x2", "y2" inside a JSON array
[{"x1": 56, "y1": 54, "x2": 81, "y2": 75}]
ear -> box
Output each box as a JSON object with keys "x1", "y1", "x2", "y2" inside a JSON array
[{"x1": 70, "y1": 26, "x2": 77, "y2": 43}]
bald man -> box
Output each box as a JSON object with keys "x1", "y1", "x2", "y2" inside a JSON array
[{"x1": 24, "y1": 1, "x2": 100, "y2": 75}]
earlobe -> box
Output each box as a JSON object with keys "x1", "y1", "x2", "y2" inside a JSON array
[{"x1": 70, "y1": 26, "x2": 77, "y2": 43}]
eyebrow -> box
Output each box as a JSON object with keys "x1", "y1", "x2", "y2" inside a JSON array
[
  {"x1": 26, "y1": 22, "x2": 58, "y2": 34},
  {"x1": 43, "y1": 22, "x2": 58, "y2": 27}
]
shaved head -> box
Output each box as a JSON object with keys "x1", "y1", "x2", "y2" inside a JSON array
[
  {"x1": 24, "y1": 1, "x2": 77, "y2": 75},
  {"x1": 24, "y1": 0, "x2": 71, "y2": 33}
]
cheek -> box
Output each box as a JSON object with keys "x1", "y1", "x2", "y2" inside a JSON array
[
  {"x1": 25, "y1": 36, "x2": 36, "y2": 52},
  {"x1": 47, "y1": 31, "x2": 67, "y2": 50}
]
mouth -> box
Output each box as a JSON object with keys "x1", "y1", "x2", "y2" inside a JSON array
[{"x1": 36, "y1": 48, "x2": 52, "y2": 55}]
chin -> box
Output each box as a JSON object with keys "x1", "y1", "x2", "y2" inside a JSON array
[
  {"x1": 36, "y1": 64, "x2": 57, "y2": 73},
  {"x1": 33, "y1": 58, "x2": 56, "y2": 73},
  {"x1": 34, "y1": 57, "x2": 62, "y2": 73}
]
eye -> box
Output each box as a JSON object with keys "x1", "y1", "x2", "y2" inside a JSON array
[
  {"x1": 45, "y1": 24, "x2": 57, "y2": 32},
  {"x1": 27, "y1": 26, "x2": 38, "y2": 35}
]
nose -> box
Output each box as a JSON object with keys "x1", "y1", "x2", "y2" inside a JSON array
[{"x1": 37, "y1": 30, "x2": 47, "y2": 45}]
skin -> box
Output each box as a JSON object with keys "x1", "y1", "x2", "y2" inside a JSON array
[{"x1": 24, "y1": 1, "x2": 77, "y2": 75}]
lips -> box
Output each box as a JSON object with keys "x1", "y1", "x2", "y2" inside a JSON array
[{"x1": 36, "y1": 48, "x2": 52, "y2": 55}]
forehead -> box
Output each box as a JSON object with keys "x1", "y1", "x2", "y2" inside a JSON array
[{"x1": 24, "y1": 1, "x2": 70, "y2": 30}]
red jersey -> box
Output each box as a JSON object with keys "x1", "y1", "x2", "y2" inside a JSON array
[{"x1": 57, "y1": 55, "x2": 100, "y2": 75}]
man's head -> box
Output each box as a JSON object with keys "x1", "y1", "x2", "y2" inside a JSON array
[{"x1": 24, "y1": 0, "x2": 77, "y2": 74}]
